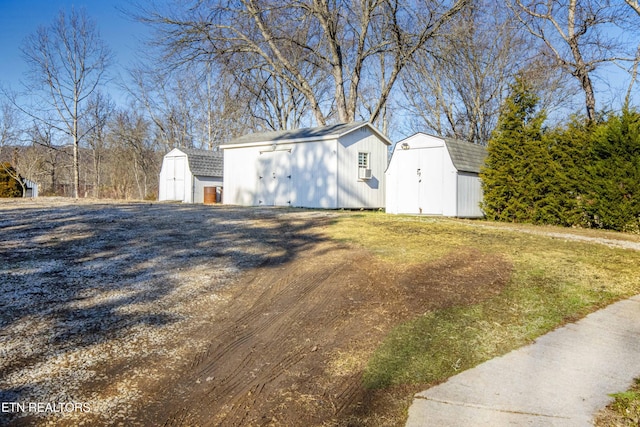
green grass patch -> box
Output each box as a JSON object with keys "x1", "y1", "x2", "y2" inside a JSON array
[
  {"x1": 610, "y1": 381, "x2": 640, "y2": 411},
  {"x1": 598, "y1": 378, "x2": 640, "y2": 426},
  {"x1": 362, "y1": 278, "x2": 610, "y2": 389},
  {"x1": 328, "y1": 213, "x2": 640, "y2": 389}
]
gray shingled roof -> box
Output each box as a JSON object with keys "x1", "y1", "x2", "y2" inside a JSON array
[
  {"x1": 226, "y1": 122, "x2": 369, "y2": 145},
  {"x1": 177, "y1": 148, "x2": 223, "y2": 177},
  {"x1": 443, "y1": 138, "x2": 487, "y2": 174}
]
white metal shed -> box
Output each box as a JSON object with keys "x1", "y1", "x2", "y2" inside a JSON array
[
  {"x1": 385, "y1": 133, "x2": 487, "y2": 217},
  {"x1": 158, "y1": 148, "x2": 223, "y2": 203},
  {"x1": 220, "y1": 122, "x2": 391, "y2": 209},
  {"x1": 23, "y1": 178, "x2": 38, "y2": 198}
]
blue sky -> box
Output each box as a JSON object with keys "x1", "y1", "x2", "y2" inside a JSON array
[
  {"x1": 0, "y1": 0, "x2": 148, "y2": 103},
  {"x1": 1, "y1": 0, "x2": 637, "y2": 127}
]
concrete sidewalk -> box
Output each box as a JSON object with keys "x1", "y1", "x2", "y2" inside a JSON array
[{"x1": 406, "y1": 295, "x2": 640, "y2": 426}]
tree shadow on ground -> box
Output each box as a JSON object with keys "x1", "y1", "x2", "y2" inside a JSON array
[{"x1": 0, "y1": 202, "x2": 332, "y2": 424}]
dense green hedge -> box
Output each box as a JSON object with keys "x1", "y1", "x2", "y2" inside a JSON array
[{"x1": 481, "y1": 78, "x2": 640, "y2": 232}]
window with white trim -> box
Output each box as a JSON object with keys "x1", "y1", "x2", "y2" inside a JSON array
[
  {"x1": 358, "y1": 152, "x2": 372, "y2": 180},
  {"x1": 358, "y1": 152, "x2": 370, "y2": 168}
]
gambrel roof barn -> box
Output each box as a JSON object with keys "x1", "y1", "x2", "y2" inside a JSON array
[
  {"x1": 158, "y1": 148, "x2": 223, "y2": 204},
  {"x1": 386, "y1": 133, "x2": 487, "y2": 217}
]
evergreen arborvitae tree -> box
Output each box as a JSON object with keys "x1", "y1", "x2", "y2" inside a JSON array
[
  {"x1": 541, "y1": 118, "x2": 592, "y2": 226},
  {"x1": 588, "y1": 109, "x2": 640, "y2": 232},
  {"x1": 480, "y1": 76, "x2": 546, "y2": 222},
  {"x1": 0, "y1": 163, "x2": 23, "y2": 198}
]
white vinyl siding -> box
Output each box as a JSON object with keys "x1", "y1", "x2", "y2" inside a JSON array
[
  {"x1": 456, "y1": 173, "x2": 484, "y2": 217},
  {"x1": 385, "y1": 133, "x2": 485, "y2": 217},
  {"x1": 336, "y1": 128, "x2": 386, "y2": 208},
  {"x1": 193, "y1": 176, "x2": 223, "y2": 204},
  {"x1": 223, "y1": 140, "x2": 338, "y2": 208},
  {"x1": 222, "y1": 123, "x2": 388, "y2": 209}
]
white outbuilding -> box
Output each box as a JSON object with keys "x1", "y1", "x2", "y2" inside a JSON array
[
  {"x1": 385, "y1": 133, "x2": 487, "y2": 217},
  {"x1": 23, "y1": 178, "x2": 38, "y2": 198},
  {"x1": 158, "y1": 148, "x2": 223, "y2": 203},
  {"x1": 220, "y1": 122, "x2": 391, "y2": 209}
]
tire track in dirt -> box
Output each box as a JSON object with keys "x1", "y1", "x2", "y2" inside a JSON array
[
  {"x1": 203, "y1": 260, "x2": 354, "y2": 425},
  {"x1": 129, "y1": 242, "x2": 512, "y2": 427},
  {"x1": 132, "y1": 243, "x2": 369, "y2": 426},
  {"x1": 196, "y1": 268, "x2": 333, "y2": 377}
]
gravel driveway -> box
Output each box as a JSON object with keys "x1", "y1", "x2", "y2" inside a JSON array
[{"x1": 0, "y1": 199, "x2": 334, "y2": 425}]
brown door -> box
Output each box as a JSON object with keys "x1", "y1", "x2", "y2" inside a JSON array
[{"x1": 204, "y1": 187, "x2": 216, "y2": 204}]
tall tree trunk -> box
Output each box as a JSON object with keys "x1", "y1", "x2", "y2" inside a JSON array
[
  {"x1": 93, "y1": 151, "x2": 101, "y2": 198},
  {"x1": 566, "y1": 0, "x2": 596, "y2": 123},
  {"x1": 576, "y1": 67, "x2": 596, "y2": 123},
  {"x1": 133, "y1": 156, "x2": 143, "y2": 200},
  {"x1": 73, "y1": 123, "x2": 79, "y2": 198}
]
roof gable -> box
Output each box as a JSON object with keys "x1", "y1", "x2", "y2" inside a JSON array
[
  {"x1": 172, "y1": 148, "x2": 223, "y2": 177},
  {"x1": 222, "y1": 122, "x2": 391, "y2": 147},
  {"x1": 390, "y1": 132, "x2": 487, "y2": 174}
]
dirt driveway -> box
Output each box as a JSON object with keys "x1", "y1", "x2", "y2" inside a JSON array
[{"x1": 0, "y1": 199, "x2": 510, "y2": 426}]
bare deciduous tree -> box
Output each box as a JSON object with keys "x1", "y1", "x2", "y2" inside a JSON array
[
  {"x1": 128, "y1": 65, "x2": 200, "y2": 150},
  {"x1": 403, "y1": 1, "x2": 575, "y2": 144},
  {"x1": 509, "y1": 0, "x2": 634, "y2": 122},
  {"x1": 626, "y1": 0, "x2": 640, "y2": 16},
  {"x1": 0, "y1": 102, "x2": 17, "y2": 156},
  {"x1": 108, "y1": 109, "x2": 159, "y2": 199},
  {"x1": 138, "y1": 0, "x2": 469, "y2": 128},
  {"x1": 623, "y1": 1, "x2": 640, "y2": 105},
  {"x1": 235, "y1": 67, "x2": 311, "y2": 131},
  {"x1": 83, "y1": 91, "x2": 114, "y2": 197},
  {"x1": 27, "y1": 122, "x2": 66, "y2": 195},
  {"x1": 403, "y1": 2, "x2": 528, "y2": 144},
  {"x1": 21, "y1": 8, "x2": 111, "y2": 198},
  {"x1": 128, "y1": 60, "x2": 251, "y2": 149}
]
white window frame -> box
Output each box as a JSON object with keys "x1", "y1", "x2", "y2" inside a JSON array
[
  {"x1": 358, "y1": 152, "x2": 371, "y2": 180},
  {"x1": 358, "y1": 152, "x2": 370, "y2": 169}
]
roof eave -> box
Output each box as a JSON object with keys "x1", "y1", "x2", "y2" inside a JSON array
[
  {"x1": 219, "y1": 134, "x2": 338, "y2": 149},
  {"x1": 221, "y1": 122, "x2": 391, "y2": 149}
]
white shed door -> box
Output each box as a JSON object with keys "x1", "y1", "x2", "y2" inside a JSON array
[
  {"x1": 395, "y1": 154, "x2": 421, "y2": 214},
  {"x1": 257, "y1": 151, "x2": 291, "y2": 206},
  {"x1": 419, "y1": 151, "x2": 443, "y2": 215},
  {"x1": 165, "y1": 156, "x2": 186, "y2": 201},
  {"x1": 174, "y1": 156, "x2": 186, "y2": 201},
  {"x1": 164, "y1": 157, "x2": 176, "y2": 200},
  {"x1": 395, "y1": 149, "x2": 443, "y2": 215}
]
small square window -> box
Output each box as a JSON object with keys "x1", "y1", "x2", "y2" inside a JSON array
[
  {"x1": 358, "y1": 152, "x2": 372, "y2": 180},
  {"x1": 358, "y1": 152, "x2": 370, "y2": 168}
]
